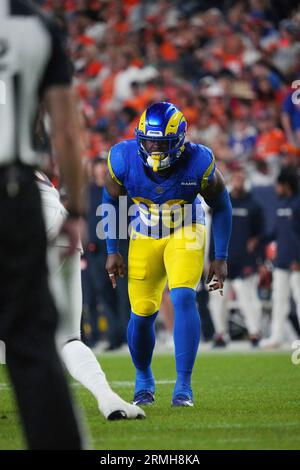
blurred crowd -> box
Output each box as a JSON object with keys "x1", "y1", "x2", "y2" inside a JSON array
[{"x1": 36, "y1": 0, "x2": 300, "y2": 349}]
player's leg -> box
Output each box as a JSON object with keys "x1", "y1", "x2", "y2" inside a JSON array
[
  {"x1": 233, "y1": 275, "x2": 261, "y2": 344},
  {"x1": 49, "y1": 243, "x2": 145, "y2": 420},
  {"x1": 290, "y1": 270, "x2": 300, "y2": 328},
  {"x1": 62, "y1": 339, "x2": 145, "y2": 420},
  {"x1": 261, "y1": 268, "x2": 290, "y2": 348},
  {"x1": 158, "y1": 286, "x2": 174, "y2": 349},
  {"x1": 165, "y1": 224, "x2": 206, "y2": 406},
  {"x1": 209, "y1": 280, "x2": 231, "y2": 346},
  {"x1": 127, "y1": 233, "x2": 167, "y2": 404},
  {"x1": 87, "y1": 249, "x2": 122, "y2": 349}
]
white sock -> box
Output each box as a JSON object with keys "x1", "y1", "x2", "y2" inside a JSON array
[
  {"x1": 61, "y1": 340, "x2": 145, "y2": 420},
  {"x1": 61, "y1": 340, "x2": 112, "y2": 403}
]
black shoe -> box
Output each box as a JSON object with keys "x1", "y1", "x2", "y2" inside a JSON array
[
  {"x1": 212, "y1": 334, "x2": 228, "y2": 348},
  {"x1": 249, "y1": 335, "x2": 260, "y2": 348}
]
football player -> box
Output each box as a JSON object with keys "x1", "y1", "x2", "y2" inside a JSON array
[
  {"x1": 103, "y1": 102, "x2": 232, "y2": 407},
  {"x1": 36, "y1": 170, "x2": 145, "y2": 420}
]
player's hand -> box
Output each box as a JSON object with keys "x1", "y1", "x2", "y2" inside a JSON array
[
  {"x1": 206, "y1": 259, "x2": 228, "y2": 295},
  {"x1": 106, "y1": 253, "x2": 126, "y2": 289},
  {"x1": 60, "y1": 216, "x2": 84, "y2": 257}
]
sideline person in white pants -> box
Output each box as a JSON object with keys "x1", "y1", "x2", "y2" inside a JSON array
[
  {"x1": 37, "y1": 171, "x2": 145, "y2": 420},
  {"x1": 260, "y1": 268, "x2": 300, "y2": 347},
  {"x1": 208, "y1": 168, "x2": 263, "y2": 346},
  {"x1": 209, "y1": 274, "x2": 261, "y2": 344},
  {"x1": 260, "y1": 169, "x2": 300, "y2": 349}
]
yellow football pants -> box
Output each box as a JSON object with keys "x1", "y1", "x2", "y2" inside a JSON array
[{"x1": 128, "y1": 224, "x2": 206, "y2": 316}]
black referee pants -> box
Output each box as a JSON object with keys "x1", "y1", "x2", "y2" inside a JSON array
[{"x1": 0, "y1": 164, "x2": 82, "y2": 449}]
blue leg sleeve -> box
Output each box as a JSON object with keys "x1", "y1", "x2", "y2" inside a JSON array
[
  {"x1": 127, "y1": 311, "x2": 158, "y2": 394},
  {"x1": 170, "y1": 287, "x2": 201, "y2": 398}
]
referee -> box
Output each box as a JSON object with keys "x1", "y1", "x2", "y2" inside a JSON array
[{"x1": 0, "y1": 0, "x2": 83, "y2": 449}]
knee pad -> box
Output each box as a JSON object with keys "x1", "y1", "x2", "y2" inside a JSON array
[{"x1": 131, "y1": 298, "x2": 159, "y2": 317}]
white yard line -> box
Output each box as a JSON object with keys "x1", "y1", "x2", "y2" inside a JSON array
[
  {"x1": 0, "y1": 379, "x2": 175, "y2": 391},
  {"x1": 109, "y1": 380, "x2": 176, "y2": 387},
  {"x1": 96, "y1": 342, "x2": 293, "y2": 355}
]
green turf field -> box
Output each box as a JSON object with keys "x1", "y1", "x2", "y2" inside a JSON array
[{"x1": 0, "y1": 352, "x2": 299, "y2": 450}]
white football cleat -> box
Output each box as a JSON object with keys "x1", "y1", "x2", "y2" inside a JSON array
[{"x1": 98, "y1": 388, "x2": 146, "y2": 420}]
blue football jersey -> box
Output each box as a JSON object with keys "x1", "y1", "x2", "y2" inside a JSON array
[{"x1": 108, "y1": 139, "x2": 216, "y2": 238}]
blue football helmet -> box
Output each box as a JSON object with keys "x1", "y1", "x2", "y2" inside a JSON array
[{"x1": 135, "y1": 102, "x2": 187, "y2": 172}]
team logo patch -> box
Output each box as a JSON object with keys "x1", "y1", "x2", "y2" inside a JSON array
[{"x1": 146, "y1": 130, "x2": 163, "y2": 137}]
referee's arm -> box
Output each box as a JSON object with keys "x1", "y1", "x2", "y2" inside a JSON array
[
  {"x1": 41, "y1": 21, "x2": 84, "y2": 254},
  {"x1": 45, "y1": 87, "x2": 83, "y2": 218},
  {"x1": 42, "y1": 18, "x2": 83, "y2": 213}
]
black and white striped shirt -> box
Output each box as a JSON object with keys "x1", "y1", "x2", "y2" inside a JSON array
[{"x1": 0, "y1": 0, "x2": 71, "y2": 167}]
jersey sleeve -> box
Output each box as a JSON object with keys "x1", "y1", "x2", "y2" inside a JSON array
[
  {"x1": 198, "y1": 146, "x2": 216, "y2": 192},
  {"x1": 108, "y1": 143, "x2": 127, "y2": 186}
]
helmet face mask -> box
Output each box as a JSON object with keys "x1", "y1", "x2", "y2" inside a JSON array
[
  {"x1": 143, "y1": 138, "x2": 170, "y2": 154},
  {"x1": 135, "y1": 102, "x2": 187, "y2": 172}
]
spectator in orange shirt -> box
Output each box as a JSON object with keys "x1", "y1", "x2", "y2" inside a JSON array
[
  {"x1": 177, "y1": 92, "x2": 200, "y2": 126},
  {"x1": 159, "y1": 28, "x2": 179, "y2": 62},
  {"x1": 254, "y1": 110, "x2": 287, "y2": 178},
  {"x1": 281, "y1": 143, "x2": 300, "y2": 170},
  {"x1": 124, "y1": 81, "x2": 155, "y2": 115},
  {"x1": 255, "y1": 110, "x2": 286, "y2": 160}
]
